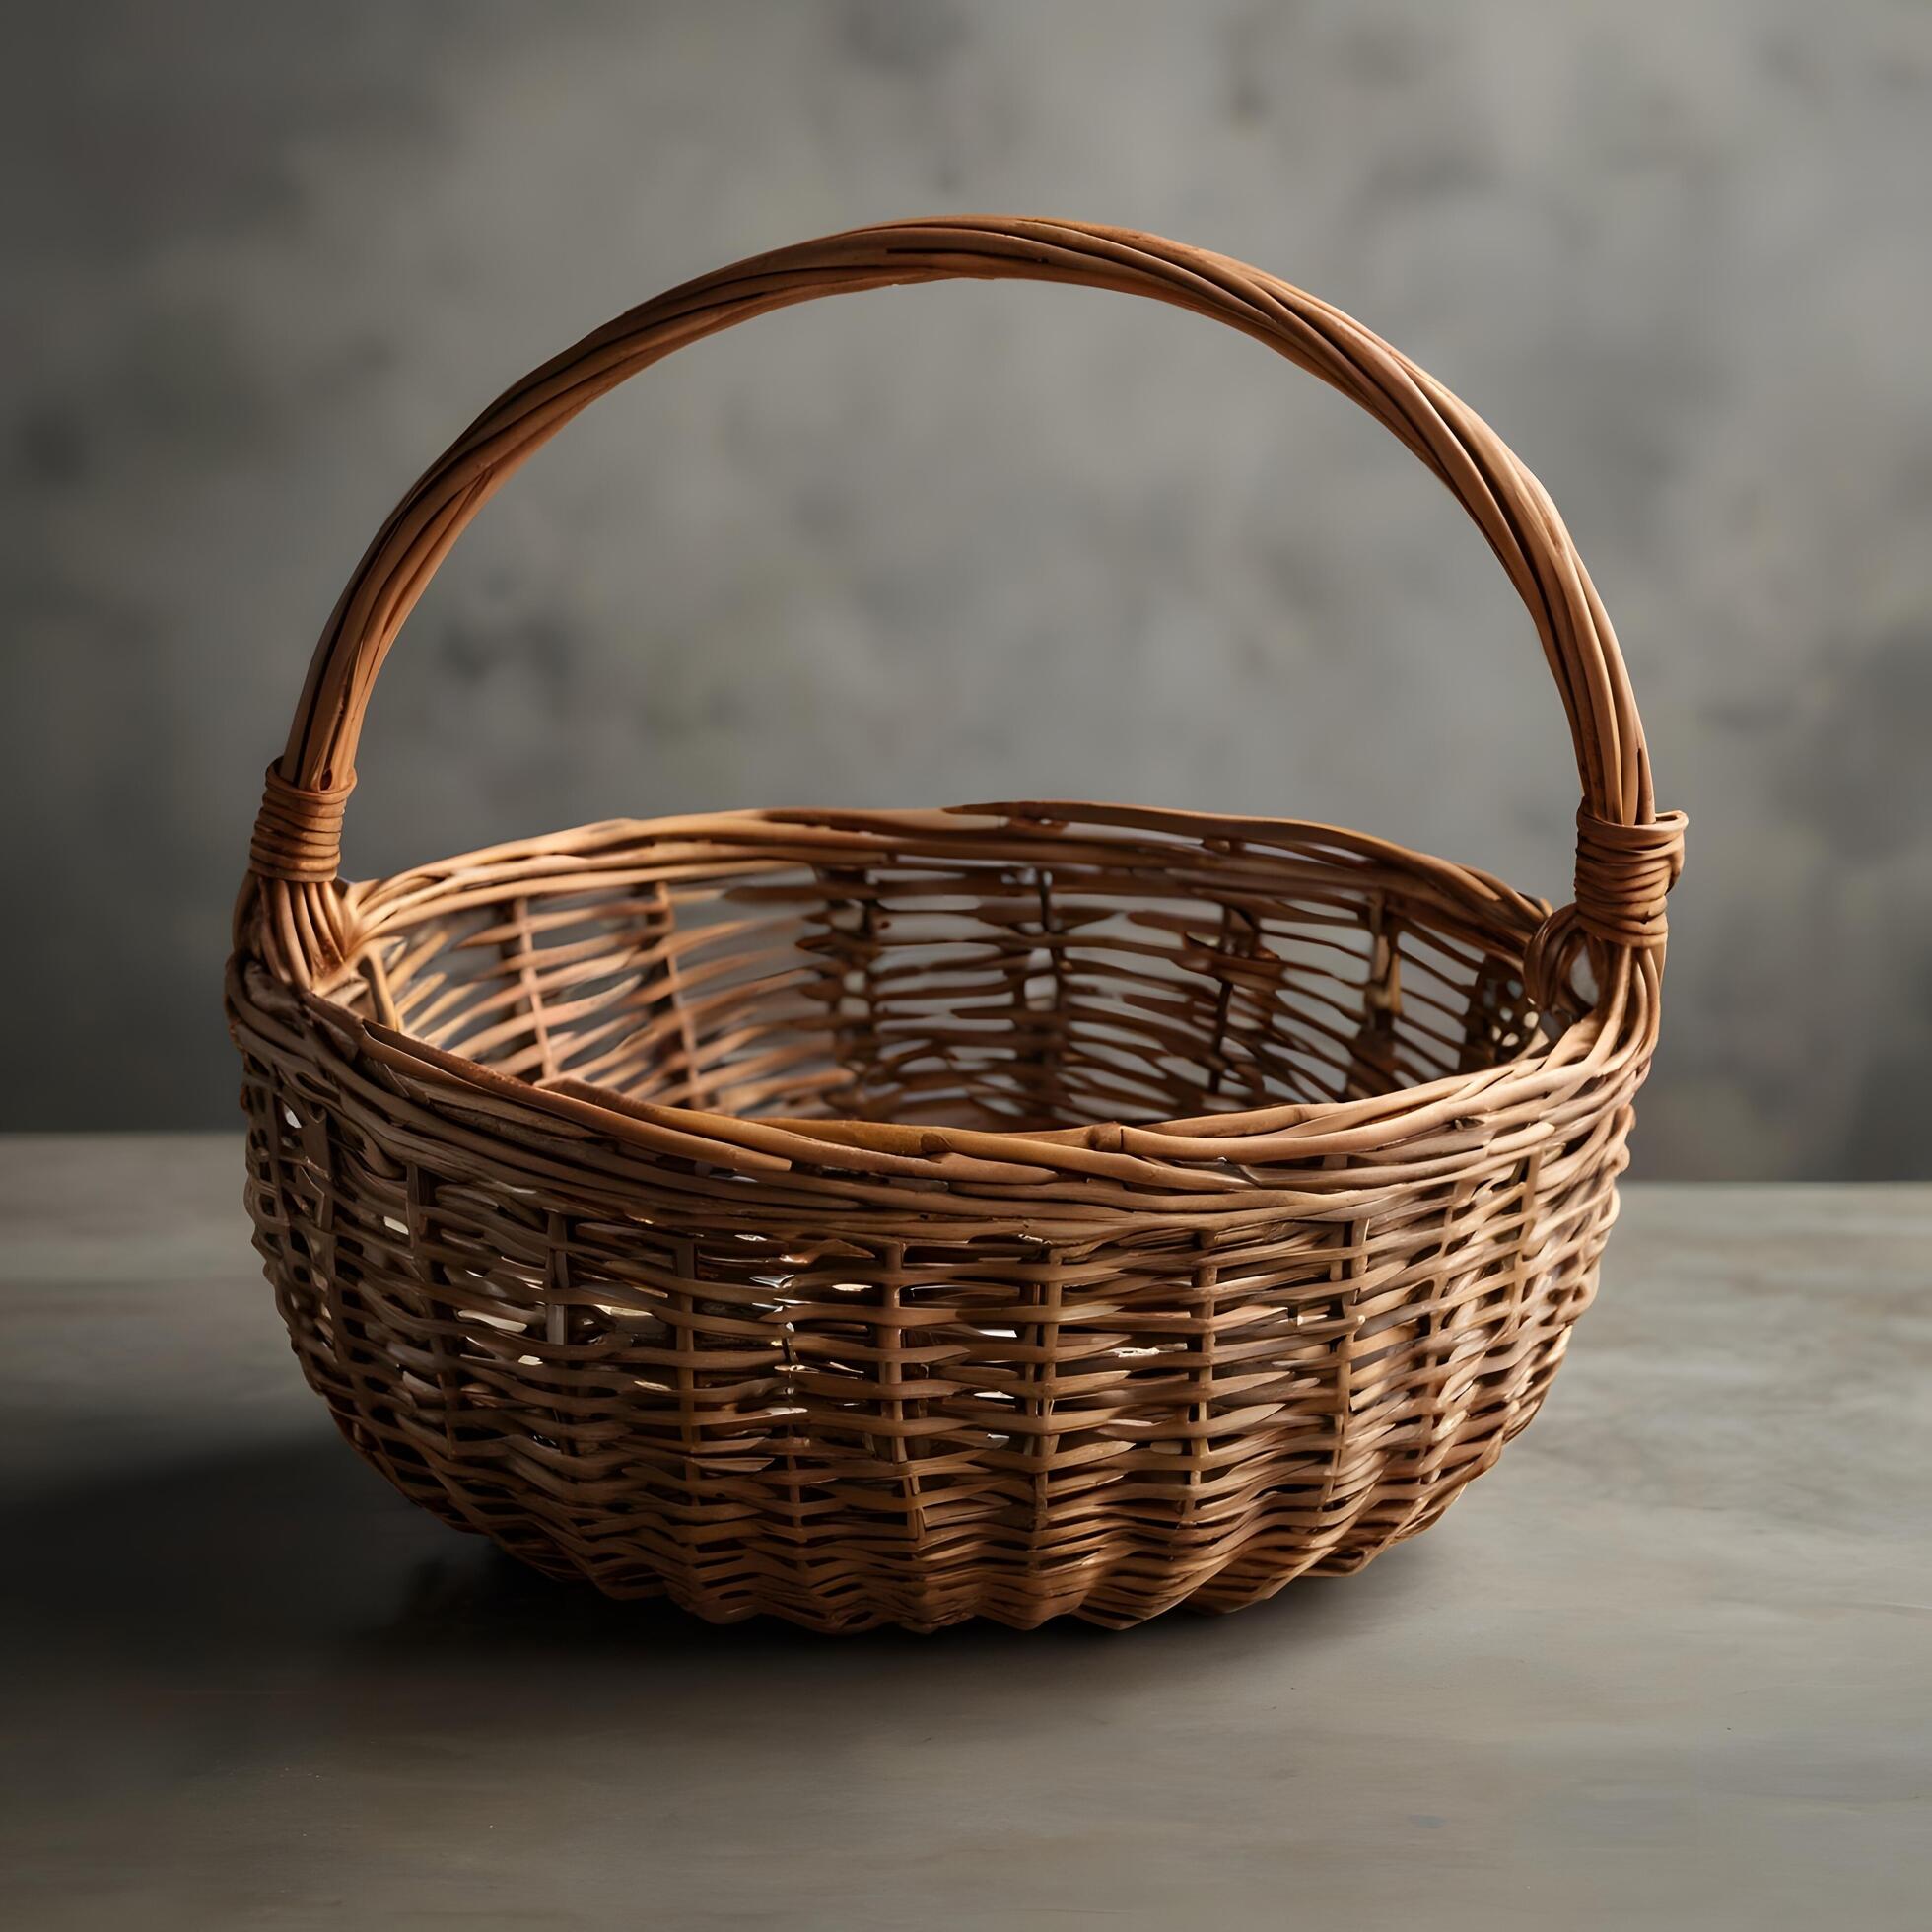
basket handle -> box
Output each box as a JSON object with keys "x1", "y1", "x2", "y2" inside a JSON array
[{"x1": 246, "y1": 216, "x2": 1683, "y2": 962}]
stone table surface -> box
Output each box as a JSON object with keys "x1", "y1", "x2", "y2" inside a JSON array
[{"x1": 2, "y1": 1136, "x2": 1927, "y2": 1931}]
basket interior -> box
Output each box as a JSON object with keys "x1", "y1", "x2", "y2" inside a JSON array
[{"x1": 332, "y1": 815, "x2": 1553, "y2": 1135}]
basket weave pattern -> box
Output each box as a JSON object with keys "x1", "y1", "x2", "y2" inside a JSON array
[{"x1": 228, "y1": 219, "x2": 1683, "y2": 1631}]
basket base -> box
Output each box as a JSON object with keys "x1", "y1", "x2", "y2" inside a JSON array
[{"x1": 313, "y1": 1372, "x2": 1548, "y2": 1633}]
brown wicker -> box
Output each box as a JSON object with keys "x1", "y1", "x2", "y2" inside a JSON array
[{"x1": 228, "y1": 217, "x2": 1685, "y2": 1632}]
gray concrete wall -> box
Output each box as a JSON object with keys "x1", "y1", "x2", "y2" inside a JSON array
[{"x1": 5, "y1": 0, "x2": 1929, "y2": 1176}]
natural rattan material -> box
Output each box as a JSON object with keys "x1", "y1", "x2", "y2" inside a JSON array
[{"x1": 228, "y1": 218, "x2": 1684, "y2": 1631}]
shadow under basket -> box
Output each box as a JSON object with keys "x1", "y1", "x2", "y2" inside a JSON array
[{"x1": 228, "y1": 219, "x2": 1685, "y2": 1631}]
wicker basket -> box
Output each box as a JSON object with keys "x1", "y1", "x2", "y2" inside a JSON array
[{"x1": 228, "y1": 218, "x2": 1684, "y2": 1632}]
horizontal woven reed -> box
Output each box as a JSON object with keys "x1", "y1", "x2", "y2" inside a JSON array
[{"x1": 228, "y1": 218, "x2": 1684, "y2": 1631}]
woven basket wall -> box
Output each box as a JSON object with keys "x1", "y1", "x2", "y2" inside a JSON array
[{"x1": 228, "y1": 218, "x2": 1685, "y2": 1632}]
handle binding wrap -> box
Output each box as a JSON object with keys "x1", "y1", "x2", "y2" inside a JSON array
[
  {"x1": 1571, "y1": 806, "x2": 1687, "y2": 949},
  {"x1": 250, "y1": 765, "x2": 355, "y2": 884}
]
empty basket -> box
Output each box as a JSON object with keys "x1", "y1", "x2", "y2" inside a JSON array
[{"x1": 228, "y1": 217, "x2": 1685, "y2": 1631}]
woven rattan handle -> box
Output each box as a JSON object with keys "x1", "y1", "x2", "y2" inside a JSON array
[{"x1": 248, "y1": 215, "x2": 1682, "y2": 958}]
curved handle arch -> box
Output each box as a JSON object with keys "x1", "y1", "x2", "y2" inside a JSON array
[{"x1": 247, "y1": 215, "x2": 1682, "y2": 953}]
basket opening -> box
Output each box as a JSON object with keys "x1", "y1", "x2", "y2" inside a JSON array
[{"x1": 332, "y1": 820, "x2": 1553, "y2": 1135}]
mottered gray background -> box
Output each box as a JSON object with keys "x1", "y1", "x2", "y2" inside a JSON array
[{"x1": 5, "y1": 0, "x2": 1929, "y2": 1176}]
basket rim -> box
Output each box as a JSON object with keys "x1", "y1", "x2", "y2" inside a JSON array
[{"x1": 239, "y1": 798, "x2": 1660, "y2": 1180}]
